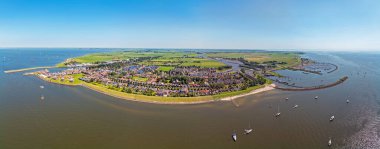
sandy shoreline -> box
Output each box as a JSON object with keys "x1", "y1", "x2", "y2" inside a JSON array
[
  {"x1": 80, "y1": 83, "x2": 276, "y2": 105},
  {"x1": 220, "y1": 84, "x2": 276, "y2": 101}
]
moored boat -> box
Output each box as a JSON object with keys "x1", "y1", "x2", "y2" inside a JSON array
[
  {"x1": 330, "y1": 116, "x2": 335, "y2": 121},
  {"x1": 328, "y1": 137, "x2": 332, "y2": 146}
]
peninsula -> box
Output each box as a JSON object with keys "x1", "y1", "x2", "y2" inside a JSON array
[{"x1": 31, "y1": 50, "x2": 303, "y2": 104}]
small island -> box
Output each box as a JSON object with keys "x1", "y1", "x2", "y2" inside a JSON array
[{"x1": 29, "y1": 50, "x2": 305, "y2": 104}]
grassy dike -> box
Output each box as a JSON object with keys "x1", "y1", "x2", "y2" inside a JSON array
[{"x1": 36, "y1": 73, "x2": 272, "y2": 104}]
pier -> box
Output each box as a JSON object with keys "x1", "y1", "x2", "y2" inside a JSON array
[{"x1": 4, "y1": 66, "x2": 55, "y2": 74}]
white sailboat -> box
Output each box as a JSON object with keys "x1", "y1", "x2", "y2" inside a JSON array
[
  {"x1": 293, "y1": 104, "x2": 298, "y2": 108},
  {"x1": 328, "y1": 137, "x2": 332, "y2": 146},
  {"x1": 232, "y1": 132, "x2": 237, "y2": 142}
]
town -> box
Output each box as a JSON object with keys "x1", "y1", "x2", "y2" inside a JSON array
[{"x1": 37, "y1": 58, "x2": 267, "y2": 98}]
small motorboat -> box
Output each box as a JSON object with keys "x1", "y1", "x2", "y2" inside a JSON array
[
  {"x1": 330, "y1": 116, "x2": 335, "y2": 121},
  {"x1": 293, "y1": 104, "x2": 299, "y2": 108},
  {"x1": 232, "y1": 132, "x2": 237, "y2": 142},
  {"x1": 40, "y1": 85, "x2": 44, "y2": 89},
  {"x1": 244, "y1": 129, "x2": 253, "y2": 135},
  {"x1": 244, "y1": 123, "x2": 253, "y2": 135},
  {"x1": 328, "y1": 137, "x2": 332, "y2": 146},
  {"x1": 315, "y1": 96, "x2": 319, "y2": 99},
  {"x1": 275, "y1": 105, "x2": 281, "y2": 117},
  {"x1": 41, "y1": 95, "x2": 45, "y2": 100},
  {"x1": 346, "y1": 99, "x2": 350, "y2": 103},
  {"x1": 285, "y1": 97, "x2": 289, "y2": 101}
]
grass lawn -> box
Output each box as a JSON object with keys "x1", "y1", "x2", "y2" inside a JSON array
[
  {"x1": 44, "y1": 73, "x2": 84, "y2": 86},
  {"x1": 158, "y1": 66, "x2": 174, "y2": 72},
  {"x1": 132, "y1": 76, "x2": 148, "y2": 82}
]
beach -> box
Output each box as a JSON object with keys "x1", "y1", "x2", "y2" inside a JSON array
[{"x1": 220, "y1": 84, "x2": 276, "y2": 101}]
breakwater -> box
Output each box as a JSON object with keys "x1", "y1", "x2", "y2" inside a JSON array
[
  {"x1": 327, "y1": 63, "x2": 338, "y2": 73},
  {"x1": 274, "y1": 76, "x2": 348, "y2": 91}
]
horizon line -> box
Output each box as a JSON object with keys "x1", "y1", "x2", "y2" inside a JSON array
[{"x1": 0, "y1": 47, "x2": 379, "y2": 52}]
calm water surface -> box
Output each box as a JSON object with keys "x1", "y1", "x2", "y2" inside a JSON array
[{"x1": 1, "y1": 49, "x2": 380, "y2": 149}]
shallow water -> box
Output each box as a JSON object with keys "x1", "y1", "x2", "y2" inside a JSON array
[{"x1": 0, "y1": 49, "x2": 379, "y2": 149}]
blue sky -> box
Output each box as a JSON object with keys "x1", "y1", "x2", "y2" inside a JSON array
[{"x1": 0, "y1": 0, "x2": 379, "y2": 50}]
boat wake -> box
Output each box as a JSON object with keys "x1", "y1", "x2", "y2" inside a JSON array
[{"x1": 342, "y1": 108, "x2": 380, "y2": 149}]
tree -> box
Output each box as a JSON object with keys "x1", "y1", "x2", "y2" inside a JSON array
[
  {"x1": 240, "y1": 68, "x2": 245, "y2": 73},
  {"x1": 123, "y1": 87, "x2": 132, "y2": 93}
]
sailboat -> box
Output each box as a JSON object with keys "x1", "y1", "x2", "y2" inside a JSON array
[
  {"x1": 244, "y1": 123, "x2": 253, "y2": 135},
  {"x1": 232, "y1": 131, "x2": 237, "y2": 142},
  {"x1": 330, "y1": 116, "x2": 335, "y2": 121},
  {"x1": 275, "y1": 105, "x2": 281, "y2": 117}
]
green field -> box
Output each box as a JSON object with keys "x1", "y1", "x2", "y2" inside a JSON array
[
  {"x1": 57, "y1": 51, "x2": 227, "y2": 69},
  {"x1": 139, "y1": 56, "x2": 225, "y2": 68},
  {"x1": 58, "y1": 51, "x2": 198, "y2": 67},
  {"x1": 179, "y1": 58, "x2": 226, "y2": 68},
  {"x1": 207, "y1": 52, "x2": 301, "y2": 68}
]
